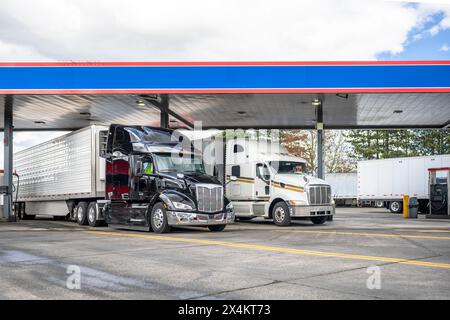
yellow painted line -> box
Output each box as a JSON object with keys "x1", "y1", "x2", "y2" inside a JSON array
[
  {"x1": 275, "y1": 229, "x2": 450, "y2": 241},
  {"x1": 396, "y1": 229, "x2": 450, "y2": 234},
  {"x1": 84, "y1": 230, "x2": 450, "y2": 269}
]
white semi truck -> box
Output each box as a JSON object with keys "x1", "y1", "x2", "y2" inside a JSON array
[
  {"x1": 358, "y1": 155, "x2": 450, "y2": 213},
  {"x1": 325, "y1": 172, "x2": 357, "y2": 206},
  {"x1": 203, "y1": 139, "x2": 335, "y2": 226}
]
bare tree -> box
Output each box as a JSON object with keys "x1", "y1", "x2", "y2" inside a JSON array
[{"x1": 280, "y1": 129, "x2": 355, "y2": 174}]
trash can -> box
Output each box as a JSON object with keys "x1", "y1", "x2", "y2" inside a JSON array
[{"x1": 408, "y1": 197, "x2": 419, "y2": 219}]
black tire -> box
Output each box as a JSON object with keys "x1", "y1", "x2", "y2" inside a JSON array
[
  {"x1": 208, "y1": 224, "x2": 226, "y2": 232},
  {"x1": 237, "y1": 217, "x2": 254, "y2": 221},
  {"x1": 87, "y1": 202, "x2": 102, "y2": 227},
  {"x1": 150, "y1": 202, "x2": 171, "y2": 233},
  {"x1": 375, "y1": 201, "x2": 384, "y2": 208},
  {"x1": 311, "y1": 216, "x2": 328, "y2": 225},
  {"x1": 389, "y1": 201, "x2": 403, "y2": 214},
  {"x1": 21, "y1": 212, "x2": 36, "y2": 220},
  {"x1": 76, "y1": 202, "x2": 89, "y2": 225},
  {"x1": 418, "y1": 201, "x2": 429, "y2": 214},
  {"x1": 272, "y1": 202, "x2": 291, "y2": 226}
]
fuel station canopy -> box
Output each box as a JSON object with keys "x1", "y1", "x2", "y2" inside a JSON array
[{"x1": 1, "y1": 61, "x2": 450, "y2": 130}]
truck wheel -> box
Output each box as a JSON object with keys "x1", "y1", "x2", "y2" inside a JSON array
[
  {"x1": 76, "y1": 202, "x2": 89, "y2": 225},
  {"x1": 208, "y1": 225, "x2": 226, "y2": 232},
  {"x1": 375, "y1": 201, "x2": 384, "y2": 208},
  {"x1": 389, "y1": 201, "x2": 403, "y2": 214},
  {"x1": 21, "y1": 212, "x2": 36, "y2": 220},
  {"x1": 150, "y1": 203, "x2": 171, "y2": 233},
  {"x1": 311, "y1": 216, "x2": 328, "y2": 224},
  {"x1": 87, "y1": 202, "x2": 102, "y2": 227},
  {"x1": 418, "y1": 201, "x2": 429, "y2": 214},
  {"x1": 272, "y1": 202, "x2": 291, "y2": 226}
]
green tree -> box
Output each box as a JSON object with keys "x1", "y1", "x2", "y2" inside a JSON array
[{"x1": 347, "y1": 129, "x2": 450, "y2": 160}]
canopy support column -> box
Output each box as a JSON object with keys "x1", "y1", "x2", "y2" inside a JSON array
[
  {"x1": 316, "y1": 100, "x2": 324, "y2": 179},
  {"x1": 2, "y1": 95, "x2": 14, "y2": 221},
  {"x1": 160, "y1": 94, "x2": 169, "y2": 129}
]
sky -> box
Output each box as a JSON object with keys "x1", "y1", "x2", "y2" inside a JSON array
[{"x1": 1, "y1": 0, "x2": 450, "y2": 166}]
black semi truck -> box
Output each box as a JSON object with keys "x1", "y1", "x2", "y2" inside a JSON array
[{"x1": 14, "y1": 124, "x2": 235, "y2": 233}]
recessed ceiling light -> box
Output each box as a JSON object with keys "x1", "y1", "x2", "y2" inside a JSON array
[
  {"x1": 136, "y1": 100, "x2": 146, "y2": 107},
  {"x1": 312, "y1": 98, "x2": 321, "y2": 106},
  {"x1": 336, "y1": 93, "x2": 349, "y2": 99},
  {"x1": 393, "y1": 110, "x2": 403, "y2": 114}
]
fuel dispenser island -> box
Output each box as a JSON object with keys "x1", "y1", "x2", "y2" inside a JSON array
[
  {"x1": 0, "y1": 169, "x2": 20, "y2": 221},
  {"x1": 427, "y1": 167, "x2": 450, "y2": 218}
]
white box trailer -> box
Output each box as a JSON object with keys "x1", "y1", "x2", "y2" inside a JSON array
[
  {"x1": 325, "y1": 172, "x2": 357, "y2": 206},
  {"x1": 14, "y1": 125, "x2": 108, "y2": 218},
  {"x1": 357, "y1": 154, "x2": 450, "y2": 213}
]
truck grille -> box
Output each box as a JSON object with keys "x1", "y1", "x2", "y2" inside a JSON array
[
  {"x1": 196, "y1": 184, "x2": 224, "y2": 213},
  {"x1": 308, "y1": 185, "x2": 332, "y2": 205}
]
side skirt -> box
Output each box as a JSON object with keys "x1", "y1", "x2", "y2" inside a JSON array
[{"x1": 107, "y1": 224, "x2": 151, "y2": 232}]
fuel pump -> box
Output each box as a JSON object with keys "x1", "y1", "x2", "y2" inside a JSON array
[
  {"x1": 428, "y1": 168, "x2": 450, "y2": 216},
  {"x1": 0, "y1": 169, "x2": 20, "y2": 221}
]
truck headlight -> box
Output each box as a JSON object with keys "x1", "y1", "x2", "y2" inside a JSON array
[
  {"x1": 172, "y1": 201, "x2": 194, "y2": 211},
  {"x1": 288, "y1": 200, "x2": 307, "y2": 206}
]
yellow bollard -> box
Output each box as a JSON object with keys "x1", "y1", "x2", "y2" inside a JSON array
[{"x1": 403, "y1": 195, "x2": 409, "y2": 219}]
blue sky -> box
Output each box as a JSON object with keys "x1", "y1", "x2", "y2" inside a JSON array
[{"x1": 378, "y1": 9, "x2": 450, "y2": 60}]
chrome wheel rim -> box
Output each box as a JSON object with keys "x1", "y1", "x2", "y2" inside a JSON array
[
  {"x1": 88, "y1": 207, "x2": 95, "y2": 223},
  {"x1": 153, "y1": 208, "x2": 164, "y2": 229},
  {"x1": 391, "y1": 202, "x2": 400, "y2": 212},
  {"x1": 77, "y1": 206, "x2": 84, "y2": 222},
  {"x1": 274, "y1": 207, "x2": 285, "y2": 223}
]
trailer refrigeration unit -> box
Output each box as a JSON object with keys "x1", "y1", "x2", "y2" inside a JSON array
[
  {"x1": 14, "y1": 125, "x2": 234, "y2": 233},
  {"x1": 357, "y1": 155, "x2": 450, "y2": 214},
  {"x1": 325, "y1": 172, "x2": 357, "y2": 206},
  {"x1": 203, "y1": 138, "x2": 335, "y2": 226}
]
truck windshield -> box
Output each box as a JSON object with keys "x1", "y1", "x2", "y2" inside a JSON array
[
  {"x1": 154, "y1": 153, "x2": 205, "y2": 174},
  {"x1": 269, "y1": 161, "x2": 307, "y2": 174}
]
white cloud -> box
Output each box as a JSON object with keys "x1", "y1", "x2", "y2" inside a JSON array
[
  {"x1": 441, "y1": 44, "x2": 450, "y2": 51},
  {"x1": 0, "y1": 0, "x2": 448, "y2": 61}
]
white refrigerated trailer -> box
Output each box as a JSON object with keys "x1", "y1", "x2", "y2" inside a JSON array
[
  {"x1": 14, "y1": 125, "x2": 108, "y2": 220},
  {"x1": 357, "y1": 155, "x2": 450, "y2": 213},
  {"x1": 325, "y1": 172, "x2": 357, "y2": 206}
]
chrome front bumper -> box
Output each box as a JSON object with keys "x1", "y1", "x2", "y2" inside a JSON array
[
  {"x1": 166, "y1": 210, "x2": 235, "y2": 226},
  {"x1": 290, "y1": 204, "x2": 335, "y2": 217}
]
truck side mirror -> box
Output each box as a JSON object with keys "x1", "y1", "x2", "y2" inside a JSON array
[
  {"x1": 257, "y1": 166, "x2": 267, "y2": 179},
  {"x1": 257, "y1": 166, "x2": 271, "y2": 183},
  {"x1": 135, "y1": 160, "x2": 143, "y2": 177}
]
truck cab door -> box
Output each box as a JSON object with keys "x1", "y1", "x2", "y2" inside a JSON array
[
  {"x1": 129, "y1": 155, "x2": 157, "y2": 226},
  {"x1": 106, "y1": 126, "x2": 133, "y2": 226},
  {"x1": 255, "y1": 163, "x2": 271, "y2": 198}
]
